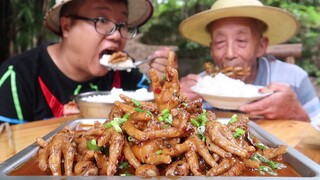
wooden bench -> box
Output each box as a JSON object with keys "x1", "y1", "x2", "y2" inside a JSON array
[{"x1": 266, "y1": 43, "x2": 302, "y2": 64}]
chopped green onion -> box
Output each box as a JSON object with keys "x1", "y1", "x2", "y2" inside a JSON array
[
  {"x1": 197, "y1": 125, "x2": 206, "y2": 142},
  {"x1": 104, "y1": 122, "x2": 113, "y2": 128},
  {"x1": 273, "y1": 162, "x2": 287, "y2": 169},
  {"x1": 156, "y1": 150, "x2": 163, "y2": 155},
  {"x1": 105, "y1": 120, "x2": 122, "y2": 132},
  {"x1": 258, "y1": 166, "x2": 278, "y2": 176},
  {"x1": 197, "y1": 133, "x2": 206, "y2": 142},
  {"x1": 229, "y1": 114, "x2": 238, "y2": 124},
  {"x1": 202, "y1": 136, "x2": 206, "y2": 142},
  {"x1": 197, "y1": 110, "x2": 208, "y2": 122},
  {"x1": 251, "y1": 153, "x2": 285, "y2": 170},
  {"x1": 233, "y1": 128, "x2": 245, "y2": 138},
  {"x1": 164, "y1": 114, "x2": 172, "y2": 124},
  {"x1": 131, "y1": 99, "x2": 141, "y2": 108},
  {"x1": 146, "y1": 110, "x2": 153, "y2": 117},
  {"x1": 111, "y1": 120, "x2": 122, "y2": 132},
  {"x1": 191, "y1": 118, "x2": 200, "y2": 127},
  {"x1": 113, "y1": 117, "x2": 126, "y2": 125},
  {"x1": 134, "y1": 108, "x2": 153, "y2": 117},
  {"x1": 134, "y1": 108, "x2": 145, "y2": 113},
  {"x1": 118, "y1": 161, "x2": 129, "y2": 169},
  {"x1": 198, "y1": 115, "x2": 207, "y2": 122},
  {"x1": 128, "y1": 136, "x2": 134, "y2": 142},
  {"x1": 123, "y1": 113, "x2": 129, "y2": 119},
  {"x1": 161, "y1": 109, "x2": 169, "y2": 115},
  {"x1": 105, "y1": 113, "x2": 129, "y2": 129},
  {"x1": 158, "y1": 116, "x2": 164, "y2": 122},
  {"x1": 162, "y1": 113, "x2": 169, "y2": 119},
  {"x1": 201, "y1": 117, "x2": 208, "y2": 126},
  {"x1": 197, "y1": 126, "x2": 205, "y2": 134},
  {"x1": 158, "y1": 109, "x2": 172, "y2": 125},
  {"x1": 269, "y1": 160, "x2": 277, "y2": 169},
  {"x1": 162, "y1": 75, "x2": 167, "y2": 81},
  {"x1": 256, "y1": 142, "x2": 269, "y2": 150},
  {"x1": 191, "y1": 110, "x2": 208, "y2": 128},
  {"x1": 251, "y1": 153, "x2": 268, "y2": 163},
  {"x1": 87, "y1": 139, "x2": 101, "y2": 151},
  {"x1": 191, "y1": 112, "x2": 208, "y2": 142}
]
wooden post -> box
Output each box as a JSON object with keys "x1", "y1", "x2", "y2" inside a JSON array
[{"x1": 266, "y1": 43, "x2": 302, "y2": 64}]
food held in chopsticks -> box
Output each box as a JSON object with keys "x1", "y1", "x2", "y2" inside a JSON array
[
  {"x1": 35, "y1": 52, "x2": 290, "y2": 176},
  {"x1": 99, "y1": 51, "x2": 134, "y2": 71},
  {"x1": 203, "y1": 62, "x2": 250, "y2": 81}
]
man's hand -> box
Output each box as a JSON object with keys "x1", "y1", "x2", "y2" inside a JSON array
[
  {"x1": 148, "y1": 47, "x2": 178, "y2": 79},
  {"x1": 180, "y1": 74, "x2": 202, "y2": 101},
  {"x1": 239, "y1": 82, "x2": 310, "y2": 121}
]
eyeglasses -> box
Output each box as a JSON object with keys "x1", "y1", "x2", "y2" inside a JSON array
[{"x1": 68, "y1": 15, "x2": 138, "y2": 39}]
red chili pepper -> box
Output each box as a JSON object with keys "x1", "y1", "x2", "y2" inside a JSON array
[
  {"x1": 154, "y1": 87, "x2": 161, "y2": 94},
  {"x1": 96, "y1": 134, "x2": 102, "y2": 141},
  {"x1": 118, "y1": 154, "x2": 125, "y2": 162}
]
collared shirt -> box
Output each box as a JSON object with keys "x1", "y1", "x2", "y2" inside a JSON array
[{"x1": 254, "y1": 56, "x2": 320, "y2": 122}]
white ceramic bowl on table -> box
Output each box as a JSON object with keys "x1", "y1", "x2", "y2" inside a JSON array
[
  {"x1": 73, "y1": 88, "x2": 154, "y2": 118},
  {"x1": 192, "y1": 87, "x2": 272, "y2": 110},
  {"x1": 191, "y1": 73, "x2": 273, "y2": 110}
]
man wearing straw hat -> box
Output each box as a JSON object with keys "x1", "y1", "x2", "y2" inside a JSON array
[
  {"x1": 0, "y1": 0, "x2": 172, "y2": 124},
  {"x1": 180, "y1": 0, "x2": 320, "y2": 122}
]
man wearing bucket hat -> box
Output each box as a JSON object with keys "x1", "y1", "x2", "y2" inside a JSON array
[
  {"x1": 180, "y1": 0, "x2": 320, "y2": 122},
  {"x1": 0, "y1": 0, "x2": 173, "y2": 124}
]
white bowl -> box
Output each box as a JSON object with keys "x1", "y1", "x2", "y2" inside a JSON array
[
  {"x1": 73, "y1": 91, "x2": 114, "y2": 119},
  {"x1": 191, "y1": 86, "x2": 273, "y2": 110},
  {"x1": 73, "y1": 89, "x2": 154, "y2": 118}
]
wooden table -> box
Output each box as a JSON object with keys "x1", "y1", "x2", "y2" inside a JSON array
[{"x1": 1, "y1": 113, "x2": 320, "y2": 165}]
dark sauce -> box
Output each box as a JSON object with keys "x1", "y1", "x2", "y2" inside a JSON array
[
  {"x1": 9, "y1": 123, "x2": 300, "y2": 177},
  {"x1": 9, "y1": 156, "x2": 300, "y2": 177}
]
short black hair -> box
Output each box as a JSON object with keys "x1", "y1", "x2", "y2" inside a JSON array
[{"x1": 58, "y1": 0, "x2": 129, "y2": 36}]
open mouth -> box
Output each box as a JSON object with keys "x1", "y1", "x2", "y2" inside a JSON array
[{"x1": 99, "y1": 49, "x2": 115, "y2": 59}]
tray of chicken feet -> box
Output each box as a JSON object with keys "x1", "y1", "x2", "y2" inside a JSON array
[{"x1": 1, "y1": 52, "x2": 320, "y2": 180}]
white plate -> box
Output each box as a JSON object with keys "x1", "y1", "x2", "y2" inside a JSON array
[{"x1": 192, "y1": 86, "x2": 273, "y2": 110}]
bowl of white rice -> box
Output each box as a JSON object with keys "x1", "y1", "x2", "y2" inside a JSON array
[
  {"x1": 73, "y1": 88, "x2": 154, "y2": 118},
  {"x1": 191, "y1": 73, "x2": 272, "y2": 110}
]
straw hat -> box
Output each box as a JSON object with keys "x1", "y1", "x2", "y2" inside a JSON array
[
  {"x1": 179, "y1": 0, "x2": 299, "y2": 46},
  {"x1": 44, "y1": 0, "x2": 153, "y2": 36}
]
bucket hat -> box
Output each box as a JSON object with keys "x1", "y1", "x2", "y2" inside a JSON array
[
  {"x1": 179, "y1": 0, "x2": 299, "y2": 46},
  {"x1": 44, "y1": 0, "x2": 153, "y2": 36}
]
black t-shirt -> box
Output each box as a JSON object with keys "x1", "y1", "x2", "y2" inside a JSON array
[{"x1": 0, "y1": 43, "x2": 149, "y2": 123}]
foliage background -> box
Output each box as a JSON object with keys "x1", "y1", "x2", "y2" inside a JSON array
[{"x1": 0, "y1": 0, "x2": 320, "y2": 81}]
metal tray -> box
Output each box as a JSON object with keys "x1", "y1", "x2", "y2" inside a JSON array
[{"x1": 0, "y1": 119, "x2": 320, "y2": 180}]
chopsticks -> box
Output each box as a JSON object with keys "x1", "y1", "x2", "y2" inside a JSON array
[{"x1": 0, "y1": 123, "x2": 16, "y2": 155}]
